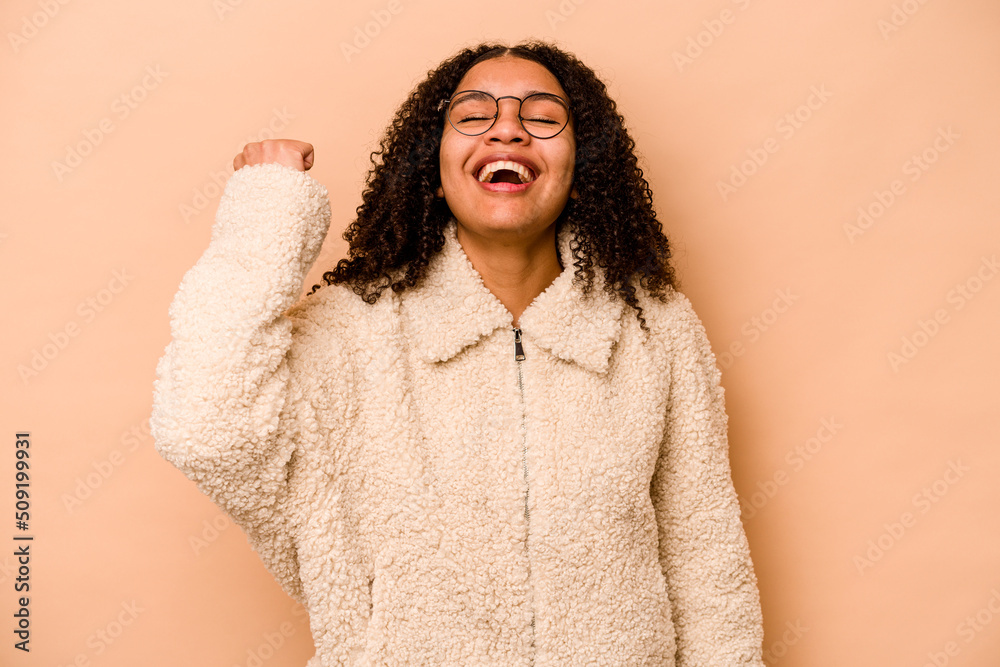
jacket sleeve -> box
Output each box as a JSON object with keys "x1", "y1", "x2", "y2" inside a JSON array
[
  {"x1": 650, "y1": 292, "x2": 765, "y2": 666},
  {"x1": 150, "y1": 162, "x2": 335, "y2": 605}
]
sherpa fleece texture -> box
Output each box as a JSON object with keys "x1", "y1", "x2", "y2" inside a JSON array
[{"x1": 151, "y1": 162, "x2": 765, "y2": 666}]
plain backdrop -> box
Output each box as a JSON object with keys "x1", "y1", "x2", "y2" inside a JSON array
[{"x1": 2, "y1": 0, "x2": 999, "y2": 665}]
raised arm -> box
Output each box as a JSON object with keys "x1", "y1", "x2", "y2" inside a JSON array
[
  {"x1": 650, "y1": 293, "x2": 766, "y2": 666},
  {"x1": 151, "y1": 141, "x2": 335, "y2": 603}
]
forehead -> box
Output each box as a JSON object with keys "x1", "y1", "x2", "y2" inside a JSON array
[{"x1": 453, "y1": 56, "x2": 566, "y2": 98}]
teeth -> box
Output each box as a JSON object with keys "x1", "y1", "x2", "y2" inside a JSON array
[{"x1": 476, "y1": 160, "x2": 535, "y2": 184}]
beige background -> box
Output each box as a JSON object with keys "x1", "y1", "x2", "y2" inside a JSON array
[{"x1": 2, "y1": 0, "x2": 999, "y2": 665}]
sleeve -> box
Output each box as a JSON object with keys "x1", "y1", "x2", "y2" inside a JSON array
[
  {"x1": 150, "y1": 162, "x2": 337, "y2": 605},
  {"x1": 649, "y1": 293, "x2": 766, "y2": 666}
]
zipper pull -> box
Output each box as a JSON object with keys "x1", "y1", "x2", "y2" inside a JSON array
[{"x1": 513, "y1": 327, "x2": 525, "y2": 361}]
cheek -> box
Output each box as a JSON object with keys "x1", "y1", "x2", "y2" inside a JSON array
[
  {"x1": 553, "y1": 139, "x2": 576, "y2": 178},
  {"x1": 555, "y1": 151, "x2": 576, "y2": 181},
  {"x1": 438, "y1": 141, "x2": 467, "y2": 183}
]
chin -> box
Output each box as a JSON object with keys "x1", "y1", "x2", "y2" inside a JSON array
[{"x1": 457, "y1": 213, "x2": 558, "y2": 239}]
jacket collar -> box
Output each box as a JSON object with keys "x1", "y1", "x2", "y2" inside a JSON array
[{"x1": 402, "y1": 219, "x2": 624, "y2": 374}]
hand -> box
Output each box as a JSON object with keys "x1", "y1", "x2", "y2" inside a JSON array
[{"x1": 233, "y1": 139, "x2": 315, "y2": 172}]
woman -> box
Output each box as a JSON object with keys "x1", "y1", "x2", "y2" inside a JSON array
[{"x1": 152, "y1": 41, "x2": 766, "y2": 666}]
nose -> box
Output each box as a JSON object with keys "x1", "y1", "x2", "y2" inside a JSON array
[{"x1": 484, "y1": 97, "x2": 528, "y2": 142}]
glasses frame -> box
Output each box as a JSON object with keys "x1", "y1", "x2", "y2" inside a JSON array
[{"x1": 438, "y1": 89, "x2": 571, "y2": 139}]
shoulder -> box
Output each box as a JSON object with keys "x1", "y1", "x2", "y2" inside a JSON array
[
  {"x1": 634, "y1": 285, "x2": 711, "y2": 348},
  {"x1": 631, "y1": 284, "x2": 724, "y2": 388},
  {"x1": 287, "y1": 281, "x2": 396, "y2": 335},
  {"x1": 274, "y1": 282, "x2": 400, "y2": 395},
  {"x1": 283, "y1": 280, "x2": 404, "y2": 364}
]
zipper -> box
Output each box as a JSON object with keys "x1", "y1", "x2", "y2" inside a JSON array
[{"x1": 513, "y1": 327, "x2": 536, "y2": 663}]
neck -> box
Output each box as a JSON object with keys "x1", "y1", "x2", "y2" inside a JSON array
[{"x1": 455, "y1": 222, "x2": 564, "y2": 328}]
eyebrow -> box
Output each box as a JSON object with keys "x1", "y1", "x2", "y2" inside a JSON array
[{"x1": 454, "y1": 88, "x2": 563, "y2": 98}]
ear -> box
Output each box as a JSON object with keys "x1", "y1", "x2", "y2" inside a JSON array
[
  {"x1": 570, "y1": 185, "x2": 579, "y2": 199},
  {"x1": 435, "y1": 185, "x2": 444, "y2": 198}
]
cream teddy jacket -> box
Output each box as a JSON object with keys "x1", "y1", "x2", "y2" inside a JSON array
[{"x1": 151, "y1": 163, "x2": 765, "y2": 666}]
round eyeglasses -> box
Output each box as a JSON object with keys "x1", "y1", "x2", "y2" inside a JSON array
[{"x1": 439, "y1": 90, "x2": 571, "y2": 139}]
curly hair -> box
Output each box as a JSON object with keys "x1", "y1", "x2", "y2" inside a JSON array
[{"x1": 308, "y1": 39, "x2": 678, "y2": 331}]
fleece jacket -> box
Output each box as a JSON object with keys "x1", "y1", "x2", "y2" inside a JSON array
[{"x1": 151, "y1": 162, "x2": 766, "y2": 666}]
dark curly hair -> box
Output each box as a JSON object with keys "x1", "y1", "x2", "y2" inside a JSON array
[{"x1": 308, "y1": 39, "x2": 678, "y2": 331}]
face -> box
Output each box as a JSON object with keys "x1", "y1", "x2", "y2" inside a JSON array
[{"x1": 437, "y1": 55, "x2": 576, "y2": 242}]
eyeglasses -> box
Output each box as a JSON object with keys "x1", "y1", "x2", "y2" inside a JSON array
[{"x1": 438, "y1": 90, "x2": 571, "y2": 139}]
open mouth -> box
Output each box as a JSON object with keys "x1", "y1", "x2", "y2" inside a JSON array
[{"x1": 476, "y1": 160, "x2": 536, "y2": 184}]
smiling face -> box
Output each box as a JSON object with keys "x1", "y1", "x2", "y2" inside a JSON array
[{"x1": 437, "y1": 55, "x2": 576, "y2": 243}]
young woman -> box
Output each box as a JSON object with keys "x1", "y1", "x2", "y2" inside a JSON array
[{"x1": 152, "y1": 41, "x2": 766, "y2": 666}]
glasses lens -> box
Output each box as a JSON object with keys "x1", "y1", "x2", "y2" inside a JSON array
[
  {"x1": 448, "y1": 92, "x2": 497, "y2": 135},
  {"x1": 520, "y1": 94, "x2": 569, "y2": 138}
]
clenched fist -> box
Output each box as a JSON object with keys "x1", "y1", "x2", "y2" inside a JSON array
[{"x1": 234, "y1": 139, "x2": 314, "y2": 171}]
